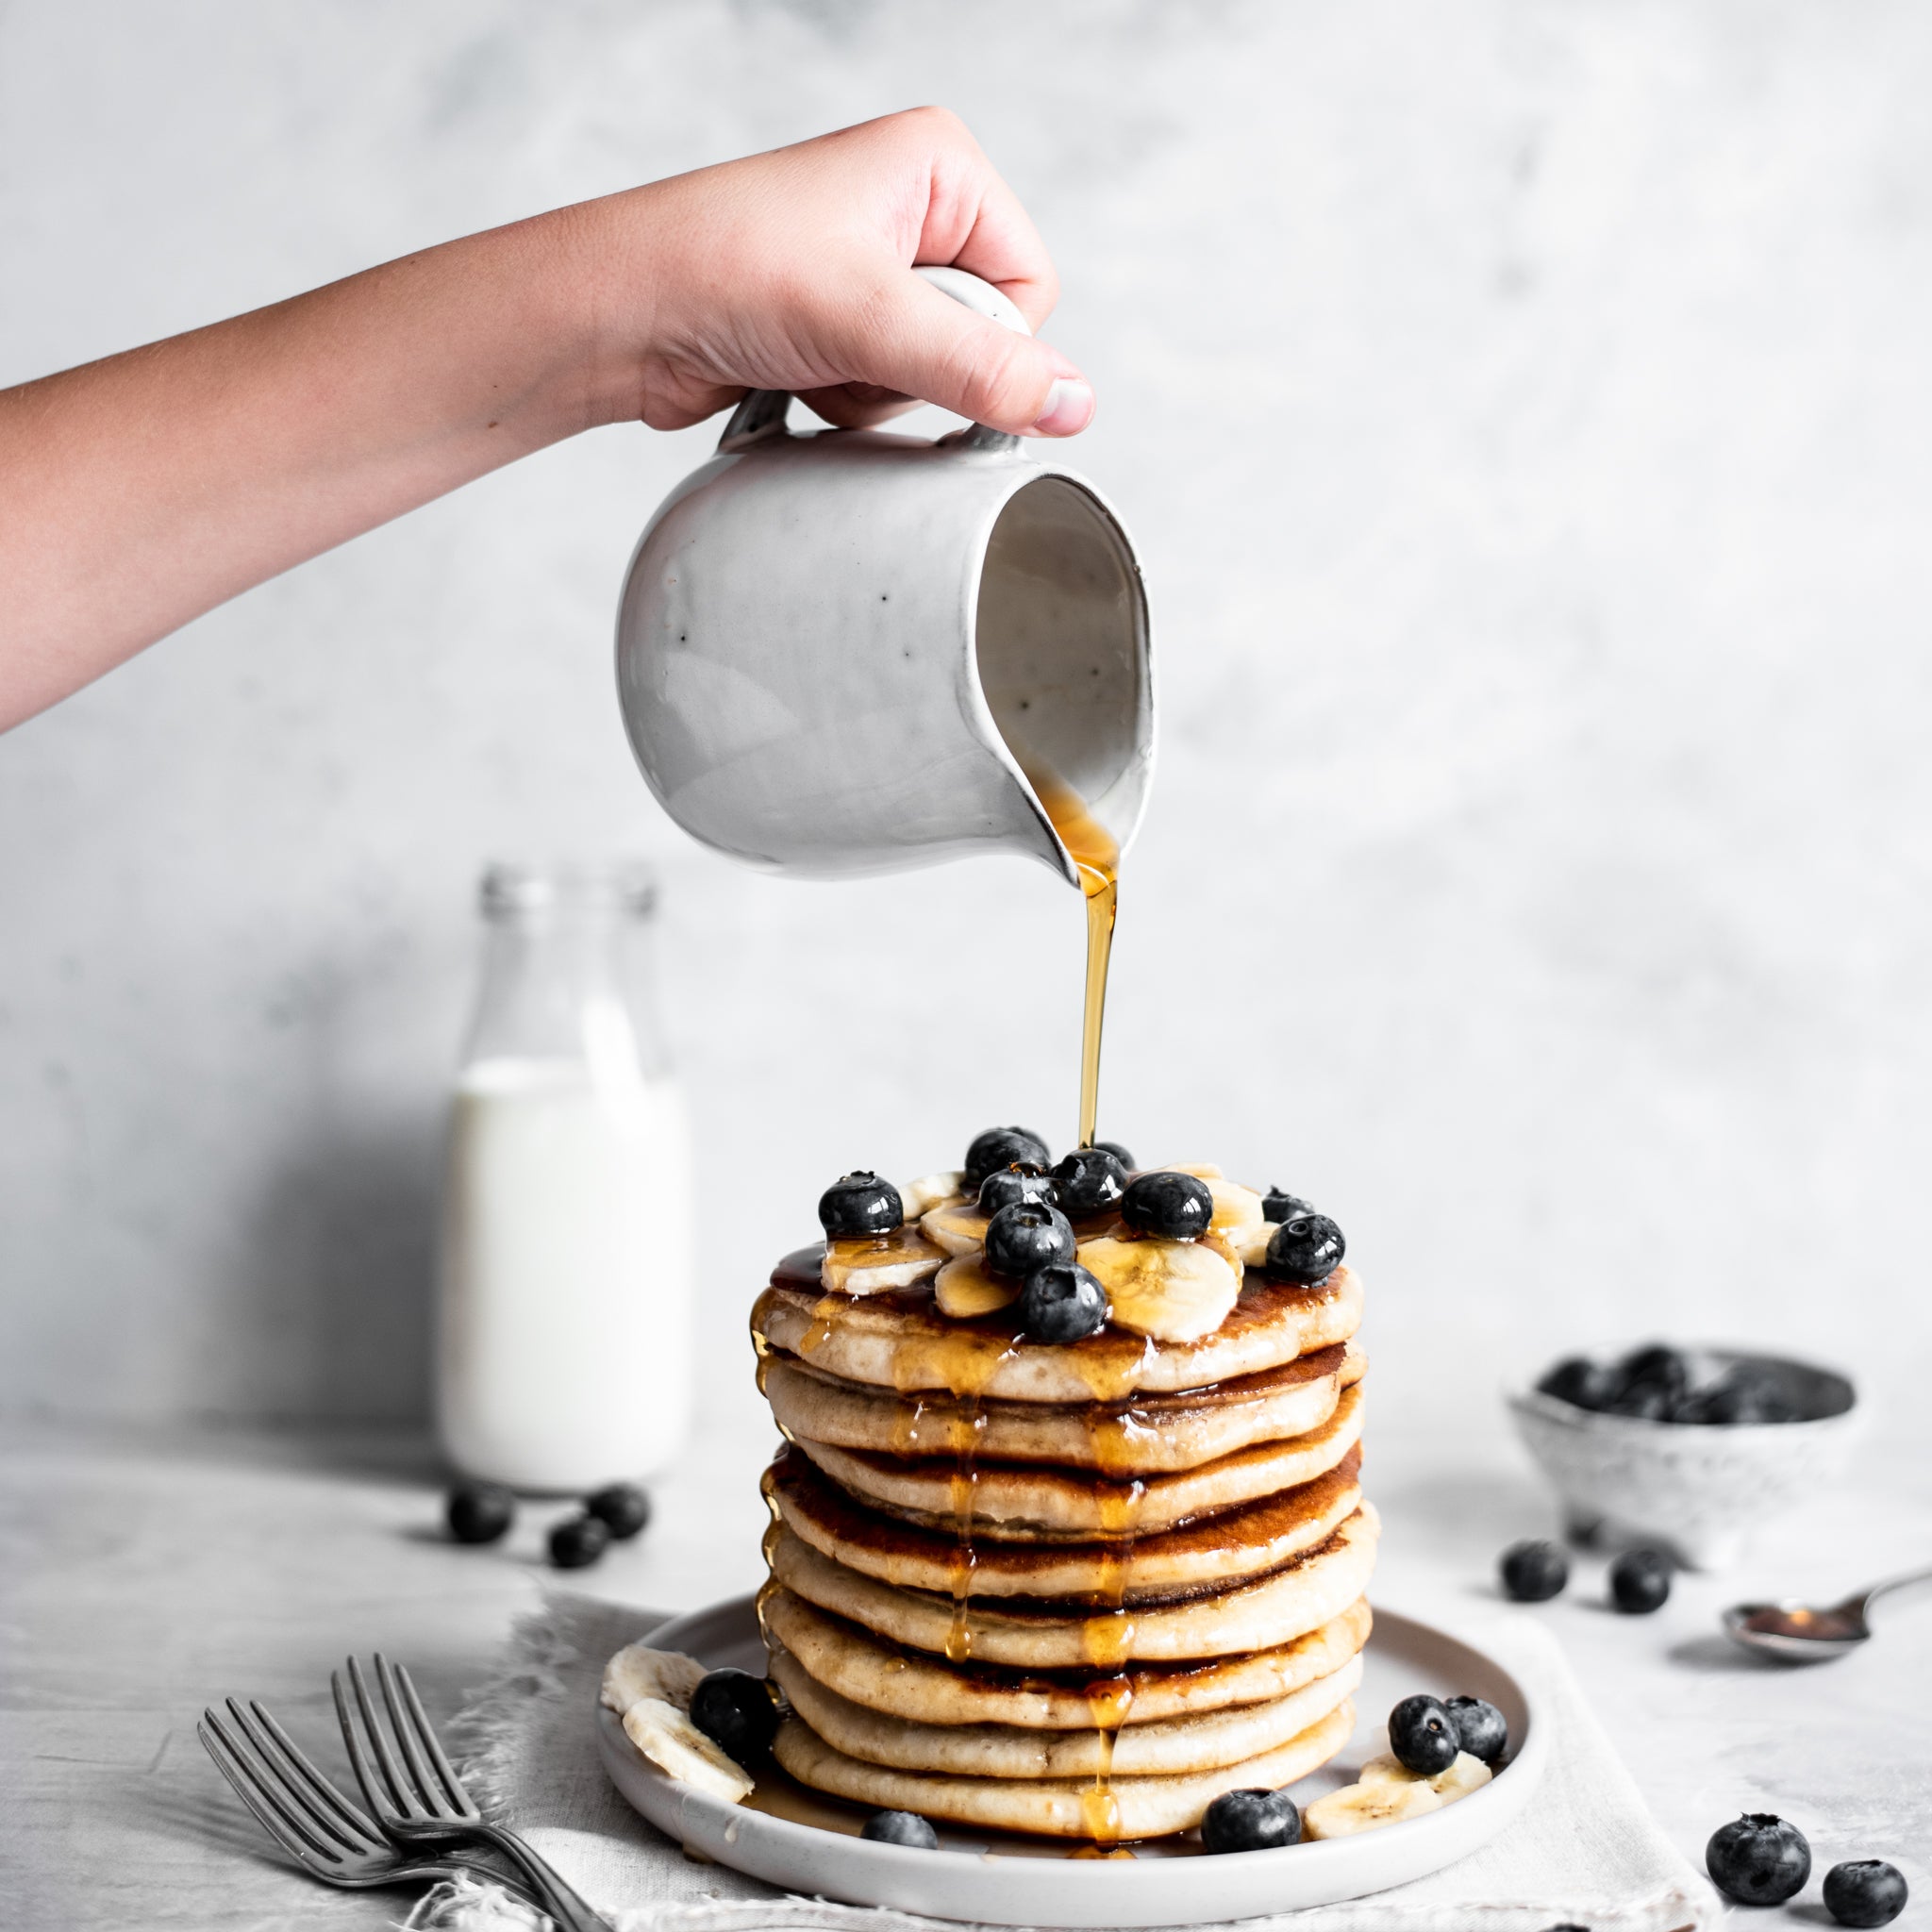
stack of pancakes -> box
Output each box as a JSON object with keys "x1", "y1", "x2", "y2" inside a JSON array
[{"x1": 751, "y1": 1234, "x2": 1377, "y2": 1843}]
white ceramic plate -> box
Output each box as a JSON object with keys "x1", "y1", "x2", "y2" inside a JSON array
[{"x1": 595, "y1": 1593, "x2": 1547, "y2": 1927}]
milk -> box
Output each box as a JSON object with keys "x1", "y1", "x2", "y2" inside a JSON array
[{"x1": 436, "y1": 1056, "x2": 695, "y2": 1491}]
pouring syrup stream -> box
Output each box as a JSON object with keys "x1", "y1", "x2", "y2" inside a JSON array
[{"x1": 1028, "y1": 775, "x2": 1120, "y2": 1153}]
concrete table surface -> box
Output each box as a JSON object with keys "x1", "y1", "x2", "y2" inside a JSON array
[{"x1": 5, "y1": 1412, "x2": 1927, "y2": 1927}]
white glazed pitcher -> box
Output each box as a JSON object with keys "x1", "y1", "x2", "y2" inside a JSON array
[{"x1": 614, "y1": 269, "x2": 1154, "y2": 885}]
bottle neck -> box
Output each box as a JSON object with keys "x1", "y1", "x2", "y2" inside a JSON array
[{"x1": 461, "y1": 908, "x2": 671, "y2": 1082}]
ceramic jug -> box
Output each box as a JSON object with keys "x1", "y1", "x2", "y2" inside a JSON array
[{"x1": 614, "y1": 268, "x2": 1154, "y2": 885}]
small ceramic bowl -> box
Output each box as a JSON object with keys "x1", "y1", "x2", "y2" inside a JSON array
[{"x1": 1506, "y1": 1347, "x2": 1860, "y2": 1570}]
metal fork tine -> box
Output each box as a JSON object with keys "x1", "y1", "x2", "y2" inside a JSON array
[
  {"x1": 391, "y1": 1661, "x2": 479, "y2": 1819},
  {"x1": 242, "y1": 1698, "x2": 387, "y2": 1849},
  {"x1": 201, "y1": 1718, "x2": 323, "y2": 1868},
  {"x1": 373, "y1": 1653, "x2": 444, "y2": 1815},
  {"x1": 333, "y1": 1665, "x2": 408, "y2": 1822},
  {"x1": 199, "y1": 1710, "x2": 344, "y2": 1864},
  {"x1": 349, "y1": 1655, "x2": 426, "y2": 1816},
  {"x1": 222, "y1": 1699, "x2": 368, "y2": 1857}
]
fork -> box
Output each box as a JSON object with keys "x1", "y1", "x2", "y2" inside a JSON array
[
  {"x1": 198, "y1": 1696, "x2": 542, "y2": 1910},
  {"x1": 335, "y1": 1652, "x2": 610, "y2": 1932}
]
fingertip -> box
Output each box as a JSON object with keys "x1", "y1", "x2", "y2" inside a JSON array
[{"x1": 1023, "y1": 376, "x2": 1095, "y2": 438}]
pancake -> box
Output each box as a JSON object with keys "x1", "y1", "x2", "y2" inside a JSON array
[
  {"x1": 753, "y1": 1256, "x2": 1363, "y2": 1404},
  {"x1": 767, "y1": 1444, "x2": 1363, "y2": 1603},
  {"x1": 765, "y1": 1504, "x2": 1381, "y2": 1668},
  {"x1": 772, "y1": 1699, "x2": 1356, "y2": 1840},
  {"x1": 761, "y1": 1342, "x2": 1366, "y2": 1475},
  {"x1": 758, "y1": 1587, "x2": 1374, "y2": 1730},
  {"x1": 796, "y1": 1381, "x2": 1365, "y2": 1540},
  {"x1": 769, "y1": 1642, "x2": 1363, "y2": 1777}
]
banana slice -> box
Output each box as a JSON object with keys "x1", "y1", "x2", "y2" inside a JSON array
[
  {"x1": 600, "y1": 1642, "x2": 707, "y2": 1717},
  {"x1": 1303, "y1": 1777, "x2": 1444, "y2": 1839},
  {"x1": 1360, "y1": 1750, "x2": 1493, "y2": 1801},
  {"x1": 620, "y1": 1697, "x2": 755, "y2": 1805},
  {"x1": 902, "y1": 1171, "x2": 967, "y2": 1219},
  {"x1": 921, "y1": 1202, "x2": 991, "y2": 1257},
  {"x1": 1160, "y1": 1165, "x2": 1267, "y2": 1254},
  {"x1": 822, "y1": 1226, "x2": 946, "y2": 1296},
  {"x1": 934, "y1": 1255, "x2": 1021, "y2": 1320},
  {"x1": 1076, "y1": 1235, "x2": 1239, "y2": 1342}
]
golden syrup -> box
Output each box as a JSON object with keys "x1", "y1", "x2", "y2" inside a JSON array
[
  {"x1": 800, "y1": 1293, "x2": 843, "y2": 1359},
  {"x1": 1027, "y1": 772, "x2": 1120, "y2": 1152},
  {"x1": 1079, "y1": 1671, "x2": 1135, "y2": 1848}
]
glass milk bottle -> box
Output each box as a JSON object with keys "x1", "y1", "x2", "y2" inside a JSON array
[{"x1": 436, "y1": 862, "x2": 695, "y2": 1491}]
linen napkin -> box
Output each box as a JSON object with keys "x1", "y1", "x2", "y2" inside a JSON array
[{"x1": 421, "y1": 1591, "x2": 1719, "y2": 1932}]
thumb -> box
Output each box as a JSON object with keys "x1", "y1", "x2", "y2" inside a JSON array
[{"x1": 834, "y1": 270, "x2": 1095, "y2": 437}]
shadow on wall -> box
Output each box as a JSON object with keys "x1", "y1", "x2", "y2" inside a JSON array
[{"x1": 241, "y1": 1112, "x2": 441, "y2": 1426}]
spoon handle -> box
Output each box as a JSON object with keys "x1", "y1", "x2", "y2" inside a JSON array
[{"x1": 1850, "y1": 1563, "x2": 1932, "y2": 1622}]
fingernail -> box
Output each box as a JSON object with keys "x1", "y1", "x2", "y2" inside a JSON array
[{"x1": 1030, "y1": 377, "x2": 1094, "y2": 436}]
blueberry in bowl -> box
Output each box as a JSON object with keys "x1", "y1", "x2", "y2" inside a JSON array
[{"x1": 1508, "y1": 1343, "x2": 1859, "y2": 1569}]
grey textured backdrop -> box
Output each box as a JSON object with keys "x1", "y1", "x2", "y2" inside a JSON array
[{"x1": 4, "y1": 3, "x2": 1929, "y2": 1461}]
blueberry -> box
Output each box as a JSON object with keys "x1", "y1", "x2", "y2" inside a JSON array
[
  {"x1": 1676, "y1": 1362, "x2": 1797, "y2": 1425},
  {"x1": 547, "y1": 1513, "x2": 610, "y2": 1570},
  {"x1": 1120, "y1": 1172, "x2": 1214, "y2": 1240},
  {"x1": 1093, "y1": 1140, "x2": 1136, "y2": 1169},
  {"x1": 1824, "y1": 1859, "x2": 1908, "y2": 1927},
  {"x1": 1606, "y1": 1382, "x2": 1675, "y2": 1422},
  {"x1": 1608, "y1": 1547, "x2": 1672, "y2": 1614},
  {"x1": 1499, "y1": 1540, "x2": 1569, "y2": 1602},
  {"x1": 861, "y1": 1808, "x2": 940, "y2": 1848},
  {"x1": 1261, "y1": 1187, "x2": 1312, "y2": 1224},
  {"x1": 977, "y1": 1163, "x2": 1059, "y2": 1214},
  {"x1": 586, "y1": 1482, "x2": 652, "y2": 1540},
  {"x1": 1019, "y1": 1262, "x2": 1108, "y2": 1342},
  {"x1": 964, "y1": 1126, "x2": 1050, "y2": 1188},
  {"x1": 1706, "y1": 1813, "x2": 1811, "y2": 1907},
  {"x1": 1201, "y1": 1787, "x2": 1301, "y2": 1853},
  {"x1": 817, "y1": 1171, "x2": 903, "y2": 1239},
  {"x1": 1442, "y1": 1694, "x2": 1507, "y2": 1764},
  {"x1": 1537, "y1": 1356, "x2": 1613, "y2": 1412},
  {"x1": 983, "y1": 1201, "x2": 1075, "y2": 1277},
  {"x1": 689, "y1": 1667, "x2": 779, "y2": 1764},
  {"x1": 445, "y1": 1479, "x2": 515, "y2": 1545},
  {"x1": 1051, "y1": 1147, "x2": 1128, "y2": 1216},
  {"x1": 1264, "y1": 1213, "x2": 1345, "y2": 1285},
  {"x1": 1606, "y1": 1344, "x2": 1690, "y2": 1417},
  {"x1": 1388, "y1": 1694, "x2": 1459, "y2": 1775}
]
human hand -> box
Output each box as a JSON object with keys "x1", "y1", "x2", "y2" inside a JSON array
[{"x1": 579, "y1": 106, "x2": 1094, "y2": 439}]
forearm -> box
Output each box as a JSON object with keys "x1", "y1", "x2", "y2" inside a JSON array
[
  {"x1": 0, "y1": 202, "x2": 617, "y2": 729},
  {"x1": 0, "y1": 109, "x2": 1087, "y2": 732}
]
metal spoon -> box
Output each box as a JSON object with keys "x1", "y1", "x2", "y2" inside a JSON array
[{"x1": 1723, "y1": 1563, "x2": 1932, "y2": 1662}]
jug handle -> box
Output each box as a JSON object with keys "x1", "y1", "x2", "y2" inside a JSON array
[{"x1": 716, "y1": 266, "x2": 1032, "y2": 455}]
